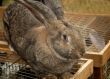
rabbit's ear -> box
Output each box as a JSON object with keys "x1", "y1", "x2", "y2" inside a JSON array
[
  {"x1": 16, "y1": 0, "x2": 47, "y2": 25},
  {"x1": 23, "y1": 0, "x2": 63, "y2": 35},
  {"x1": 89, "y1": 29, "x2": 105, "y2": 51},
  {"x1": 24, "y1": 0, "x2": 57, "y2": 22},
  {"x1": 43, "y1": 0, "x2": 64, "y2": 20},
  {"x1": 16, "y1": 0, "x2": 59, "y2": 29},
  {"x1": 16, "y1": 0, "x2": 62, "y2": 37}
]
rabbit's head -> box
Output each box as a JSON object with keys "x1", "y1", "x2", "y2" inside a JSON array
[{"x1": 47, "y1": 20, "x2": 85, "y2": 60}]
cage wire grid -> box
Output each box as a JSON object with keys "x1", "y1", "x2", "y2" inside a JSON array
[
  {"x1": 0, "y1": 0, "x2": 110, "y2": 79},
  {"x1": 0, "y1": 53, "x2": 85, "y2": 79},
  {"x1": 0, "y1": 58, "x2": 38, "y2": 79}
]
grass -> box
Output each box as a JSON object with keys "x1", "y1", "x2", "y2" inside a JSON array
[
  {"x1": 2, "y1": 0, "x2": 14, "y2": 6},
  {"x1": 62, "y1": 0, "x2": 110, "y2": 15}
]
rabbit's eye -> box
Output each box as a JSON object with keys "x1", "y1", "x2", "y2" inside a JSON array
[
  {"x1": 63, "y1": 34, "x2": 68, "y2": 41},
  {"x1": 63, "y1": 35, "x2": 67, "y2": 40}
]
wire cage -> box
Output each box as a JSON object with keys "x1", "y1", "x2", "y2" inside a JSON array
[
  {"x1": 0, "y1": 0, "x2": 110, "y2": 79},
  {"x1": 0, "y1": 51, "x2": 38, "y2": 79},
  {"x1": 0, "y1": 62, "x2": 31, "y2": 79}
]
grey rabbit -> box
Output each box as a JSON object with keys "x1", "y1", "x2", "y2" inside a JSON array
[{"x1": 3, "y1": 0, "x2": 85, "y2": 77}]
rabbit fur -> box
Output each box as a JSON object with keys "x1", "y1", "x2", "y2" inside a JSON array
[{"x1": 3, "y1": 0, "x2": 85, "y2": 77}]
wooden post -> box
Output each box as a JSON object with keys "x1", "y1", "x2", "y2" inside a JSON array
[
  {"x1": 93, "y1": 67, "x2": 105, "y2": 79},
  {"x1": 0, "y1": 7, "x2": 5, "y2": 19},
  {"x1": 84, "y1": 41, "x2": 110, "y2": 79}
]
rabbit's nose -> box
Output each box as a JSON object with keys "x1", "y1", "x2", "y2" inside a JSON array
[
  {"x1": 71, "y1": 53, "x2": 81, "y2": 59},
  {"x1": 76, "y1": 53, "x2": 81, "y2": 59},
  {"x1": 71, "y1": 51, "x2": 81, "y2": 59},
  {"x1": 80, "y1": 49, "x2": 85, "y2": 56},
  {"x1": 70, "y1": 49, "x2": 82, "y2": 59}
]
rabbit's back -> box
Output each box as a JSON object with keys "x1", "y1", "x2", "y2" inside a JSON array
[
  {"x1": 3, "y1": 1, "x2": 42, "y2": 53},
  {"x1": 4, "y1": 1, "x2": 42, "y2": 44}
]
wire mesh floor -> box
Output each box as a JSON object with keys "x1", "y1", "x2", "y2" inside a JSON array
[{"x1": 0, "y1": 59, "x2": 86, "y2": 79}]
